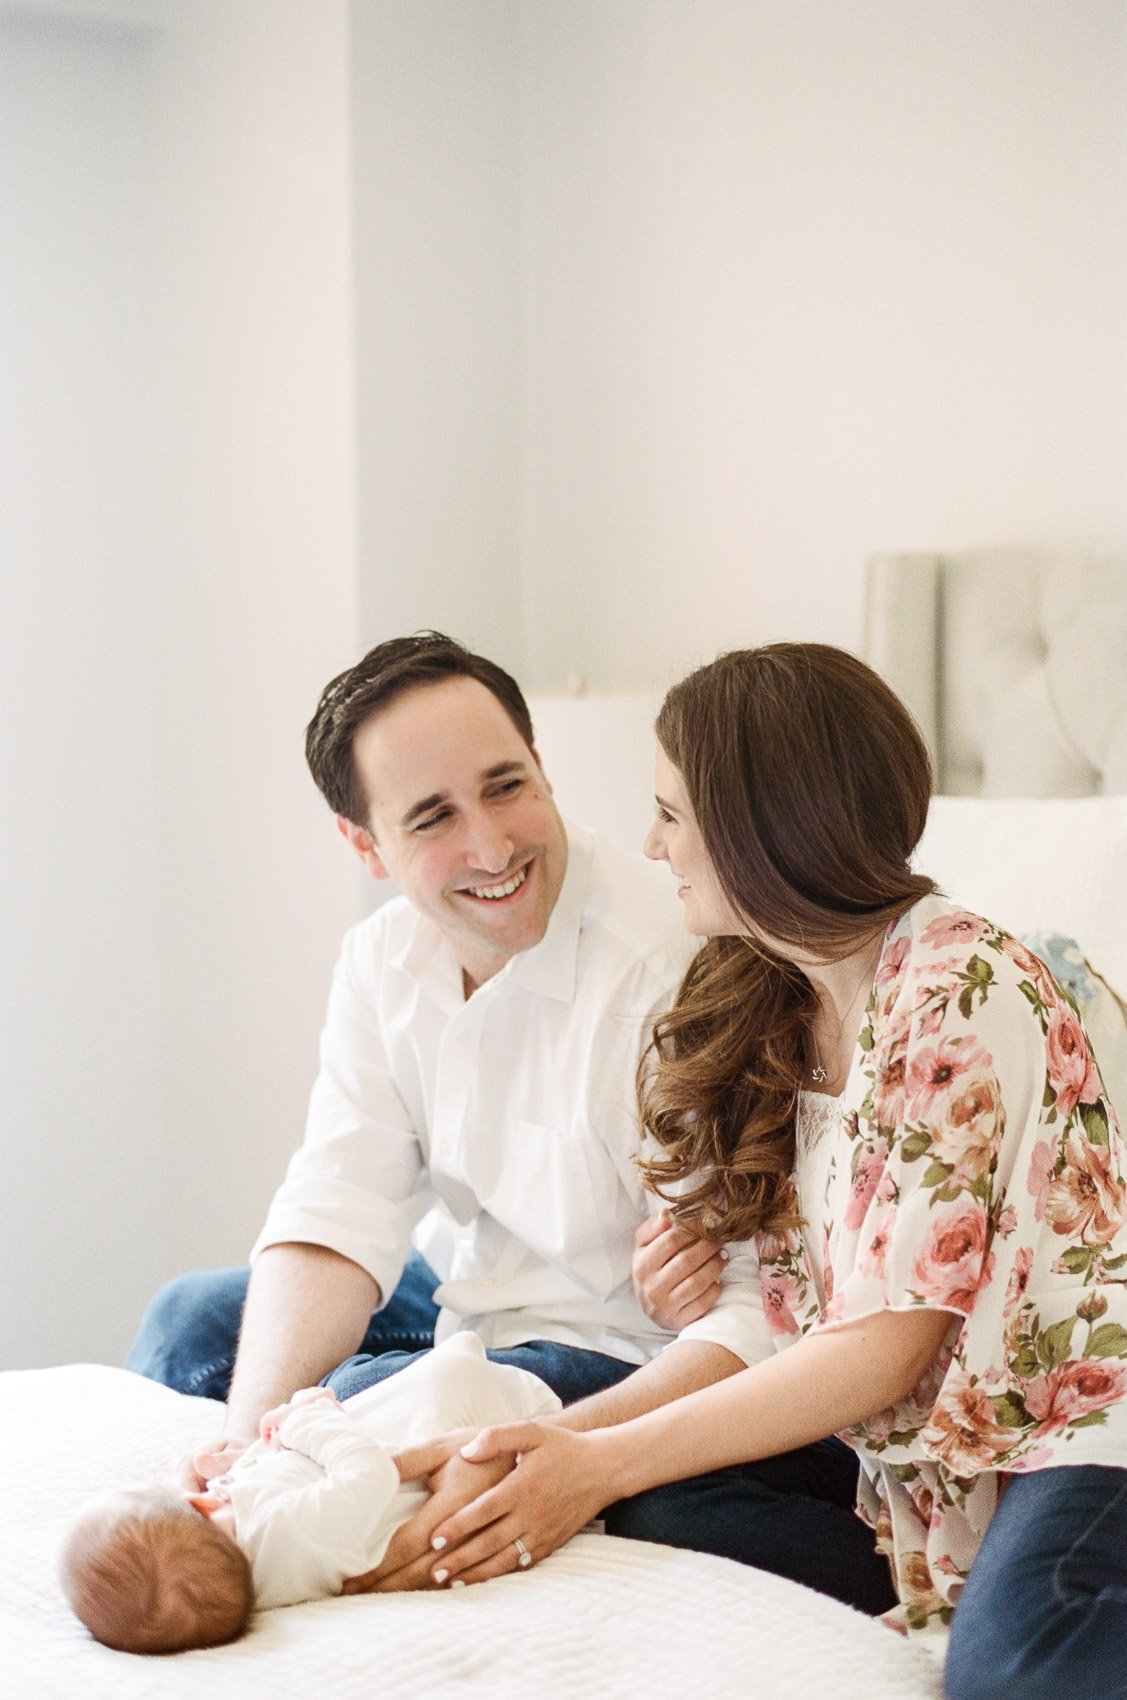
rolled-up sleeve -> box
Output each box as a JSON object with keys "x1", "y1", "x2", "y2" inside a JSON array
[
  {"x1": 251, "y1": 935, "x2": 433, "y2": 1307},
  {"x1": 670, "y1": 1238, "x2": 775, "y2": 1367}
]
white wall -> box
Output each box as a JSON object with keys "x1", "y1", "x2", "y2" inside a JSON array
[
  {"x1": 515, "y1": 0, "x2": 1127, "y2": 688},
  {"x1": 4, "y1": 0, "x2": 1127, "y2": 1368},
  {"x1": 0, "y1": 0, "x2": 363, "y2": 1368},
  {"x1": 350, "y1": 0, "x2": 524, "y2": 673},
  {"x1": 0, "y1": 7, "x2": 166, "y2": 1371}
]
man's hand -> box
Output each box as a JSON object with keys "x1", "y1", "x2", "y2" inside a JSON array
[
  {"x1": 341, "y1": 1434, "x2": 514, "y2": 1594},
  {"x1": 633, "y1": 1210, "x2": 727, "y2": 1330},
  {"x1": 173, "y1": 1434, "x2": 253, "y2": 1492}
]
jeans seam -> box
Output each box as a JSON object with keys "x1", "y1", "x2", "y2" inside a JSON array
[
  {"x1": 1050, "y1": 1474, "x2": 1127, "y2": 1606},
  {"x1": 184, "y1": 1356, "x2": 234, "y2": 1397}
]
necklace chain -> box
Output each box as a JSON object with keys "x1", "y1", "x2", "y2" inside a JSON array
[{"x1": 807, "y1": 945, "x2": 882, "y2": 1087}]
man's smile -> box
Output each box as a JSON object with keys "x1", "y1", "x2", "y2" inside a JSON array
[{"x1": 457, "y1": 860, "x2": 533, "y2": 905}]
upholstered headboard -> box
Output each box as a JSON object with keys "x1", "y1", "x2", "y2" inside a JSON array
[{"x1": 864, "y1": 550, "x2": 1127, "y2": 797}]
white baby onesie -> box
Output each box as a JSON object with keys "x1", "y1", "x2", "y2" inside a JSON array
[{"x1": 211, "y1": 1332, "x2": 561, "y2": 1609}]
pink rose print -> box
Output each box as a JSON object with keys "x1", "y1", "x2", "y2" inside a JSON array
[
  {"x1": 761, "y1": 1273, "x2": 801, "y2": 1336},
  {"x1": 905, "y1": 1036, "x2": 993, "y2": 1122},
  {"x1": 931, "y1": 1072, "x2": 1004, "y2": 1185},
  {"x1": 1044, "y1": 1130, "x2": 1127, "y2": 1246},
  {"x1": 822, "y1": 1229, "x2": 834, "y2": 1305},
  {"x1": 994, "y1": 1203, "x2": 1018, "y2": 1239},
  {"x1": 1027, "y1": 1139, "x2": 1056, "y2": 1223},
  {"x1": 1001, "y1": 936, "x2": 1041, "y2": 979},
  {"x1": 844, "y1": 1136, "x2": 890, "y2": 1230},
  {"x1": 876, "y1": 936, "x2": 911, "y2": 988},
  {"x1": 872, "y1": 1040, "x2": 908, "y2": 1131},
  {"x1": 1002, "y1": 1446, "x2": 1054, "y2": 1474},
  {"x1": 920, "y1": 913, "x2": 988, "y2": 952},
  {"x1": 1045, "y1": 1004, "x2": 1103, "y2": 1118},
  {"x1": 911, "y1": 1198, "x2": 995, "y2": 1314},
  {"x1": 920, "y1": 1364, "x2": 1015, "y2": 1474},
  {"x1": 1025, "y1": 1358, "x2": 1127, "y2": 1434},
  {"x1": 916, "y1": 1002, "x2": 945, "y2": 1038},
  {"x1": 860, "y1": 1211, "x2": 893, "y2": 1279},
  {"x1": 1002, "y1": 1247, "x2": 1033, "y2": 1320}
]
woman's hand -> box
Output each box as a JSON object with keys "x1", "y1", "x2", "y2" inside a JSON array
[
  {"x1": 406, "y1": 1420, "x2": 625, "y2": 1587},
  {"x1": 633, "y1": 1210, "x2": 727, "y2": 1330},
  {"x1": 341, "y1": 1430, "x2": 511, "y2": 1593}
]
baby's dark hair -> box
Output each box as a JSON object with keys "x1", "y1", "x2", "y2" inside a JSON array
[{"x1": 59, "y1": 1487, "x2": 252, "y2": 1655}]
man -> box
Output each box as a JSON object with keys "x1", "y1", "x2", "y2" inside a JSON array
[
  {"x1": 128, "y1": 634, "x2": 881, "y2": 1606},
  {"x1": 128, "y1": 644, "x2": 757, "y2": 1485}
]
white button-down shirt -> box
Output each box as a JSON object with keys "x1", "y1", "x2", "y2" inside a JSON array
[{"x1": 254, "y1": 824, "x2": 772, "y2": 1367}]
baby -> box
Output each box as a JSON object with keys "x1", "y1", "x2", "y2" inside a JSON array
[{"x1": 59, "y1": 1333, "x2": 561, "y2": 1654}]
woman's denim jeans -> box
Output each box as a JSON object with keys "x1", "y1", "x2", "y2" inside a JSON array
[{"x1": 945, "y1": 1463, "x2": 1127, "y2": 1700}]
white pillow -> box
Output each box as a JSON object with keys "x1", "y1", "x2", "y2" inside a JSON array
[{"x1": 915, "y1": 794, "x2": 1127, "y2": 999}]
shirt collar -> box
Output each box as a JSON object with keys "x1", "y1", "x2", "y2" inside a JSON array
[{"x1": 393, "y1": 820, "x2": 591, "y2": 1010}]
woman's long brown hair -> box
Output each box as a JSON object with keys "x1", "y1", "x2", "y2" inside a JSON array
[{"x1": 639, "y1": 643, "x2": 937, "y2": 1242}]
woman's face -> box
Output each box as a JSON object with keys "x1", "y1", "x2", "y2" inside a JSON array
[{"x1": 644, "y1": 746, "x2": 745, "y2": 937}]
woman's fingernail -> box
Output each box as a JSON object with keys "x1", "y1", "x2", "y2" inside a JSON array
[
  {"x1": 434, "y1": 1568, "x2": 449, "y2": 1583},
  {"x1": 450, "y1": 1579, "x2": 465, "y2": 1589},
  {"x1": 719, "y1": 1248, "x2": 730, "y2": 1261},
  {"x1": 461, "y1": 1441, "x2": 479, "y2": 1458},
  {"x1": 431, "y1": 1535, "x2": 447, "y2": 1550}
]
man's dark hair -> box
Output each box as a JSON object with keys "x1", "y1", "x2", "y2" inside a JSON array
[{"x1": 305, "y1": 631, "x2": 536, "y2": 826}]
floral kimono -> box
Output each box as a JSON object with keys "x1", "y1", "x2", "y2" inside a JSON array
[{"x1": 757, "y1": 894, "x2": 1127, "y2": 1635}]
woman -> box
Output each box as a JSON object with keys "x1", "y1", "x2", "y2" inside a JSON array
[{"x1": 397, "y1": 645, "x2": 1127, "y2": 1698}]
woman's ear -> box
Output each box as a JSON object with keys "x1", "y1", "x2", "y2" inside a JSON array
[{"x1": 335, "y1": 814, "x2": 389, "y2": 880}]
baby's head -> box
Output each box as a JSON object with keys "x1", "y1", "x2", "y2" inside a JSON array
[{"x1": 59, "y1": 1485, "x2": 253, "y2": 1654}]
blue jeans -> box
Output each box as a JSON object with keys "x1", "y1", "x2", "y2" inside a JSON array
[
  {"x1": 945, "y1": 1464, "x2": 1127, "y2": 1700},
  {"x1": 125, "y1": 1253, "x2": 444, "y2": 1400},
  {"x1": 126, "y1": 1254, "x2": 893, "y2": 1614}
]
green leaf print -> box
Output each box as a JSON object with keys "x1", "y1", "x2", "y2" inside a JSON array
[
  {"x1": 1019, "y1": 980, "x2": 1044, "y2": 1014},
  {"x1": 1036, "y1": 1316, "x2": 1077, "y2": 1370},
  {"x1": 899, "y1": 1128, "x2": 932, "y2": 1165},
  {"x1": 1058, "y1": 1246, "x2": 1096, "y2": 1274},
  {"x1": 1010, "y1": 1343, "x2": 1040, "y2": 1380},
  {"x1": 1068, "y1": 1410, "x2": 1110, "y2": 1430},
  {"x1": 921, "y1": 1159, "x2": 954, "y2": 1189},
  {"x1": 1085, "y1": 1321, "x2": 1127, "y2": 1359},
  {"x1": 991, "y1": 1391, "x2": 1030, "y2": 1428},
  {"x1": 1081, "y1": 1104, "x2": 1110, "y2": 1147},
  {"x1": 964, "y1": 955, "x2": 994, "y2": 985},
  {"x1": 958, "y1": 986, "x2": 974, "y2": 1021}
]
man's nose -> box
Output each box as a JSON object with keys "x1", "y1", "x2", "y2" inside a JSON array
[{"x1": 464, "y1": 815, "x2": 515, "y2": 875}]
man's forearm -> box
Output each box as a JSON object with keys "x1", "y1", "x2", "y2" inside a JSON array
[
  {"x1": 222, "y1": 1243, "x2": 380, "y2": 1439},
  {"x1": 552, "y1": 1340, "x2": 744, "y2": 1433}
]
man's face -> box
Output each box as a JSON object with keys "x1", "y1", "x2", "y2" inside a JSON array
[{"x1": 341, "y1": 677, "x2": 568, "y2": 990}]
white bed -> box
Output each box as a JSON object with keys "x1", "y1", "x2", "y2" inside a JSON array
[{"x1": 5, "y1": 549, "x2": 1125, "y2": 1697}]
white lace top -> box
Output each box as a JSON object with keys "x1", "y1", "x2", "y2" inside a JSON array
[{"x1": 794, "y1": 1088, "x2": 845, "y2": 1308}]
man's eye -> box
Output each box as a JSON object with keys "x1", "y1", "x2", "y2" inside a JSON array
[
  {"x1": 414, "y1": 811, "x2": 450, "y2": 833},
  {"x1": 493, "y1": 779, "x2": 523, "y2": 796}
]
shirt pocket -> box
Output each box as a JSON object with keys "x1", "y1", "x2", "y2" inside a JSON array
[{"x1": 483, "y1": 1119, "x2": 622, "y2": 1299}]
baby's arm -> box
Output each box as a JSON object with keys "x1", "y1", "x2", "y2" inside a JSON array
[{"x1": 260, "y1": 1385, "x2": 339, "y2": 1447}]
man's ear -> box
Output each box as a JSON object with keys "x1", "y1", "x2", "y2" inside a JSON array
[
  {"x1": 335, "y1": 814, "x2": 389, "y2": 880},
  {"x1": 530, "y1": 745, "x2": 553, "y2": 796}
]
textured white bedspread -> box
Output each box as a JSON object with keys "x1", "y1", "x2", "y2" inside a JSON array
[{"x1": 1, "y1": 1365, "x2": 942, "y2": 1699}]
